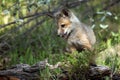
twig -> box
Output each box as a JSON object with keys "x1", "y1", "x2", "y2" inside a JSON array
[
  {"x1": 21, "y1": 18, "x2": 46, "y2": 37},
  {"x1": 0, "y1": 15, "x2": 44, "y2": 39},
  {"x1": 0, "y1": 12, "x2": 49, "y2": 29}
]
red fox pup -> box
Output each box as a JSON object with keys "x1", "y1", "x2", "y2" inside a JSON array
[{"x1": 55, "y1": 9, "x2": 96, "y2": 53}]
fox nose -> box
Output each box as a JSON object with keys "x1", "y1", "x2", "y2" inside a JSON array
[
  {"x1": 57, "y1": 31, "x2": 61, "y2": 37},
  {"x1": 57, "y1": 34, "x2": 60, "y2": 37},
  {"x1": 57, "y1": 34, "x2": 64, "y2": 37},
  {"x1": 57, "y1": 33, "x2": 63, "y2": 37},
  {"x1": 57, "y1": 30, "x2": 64, "y2": 37}
]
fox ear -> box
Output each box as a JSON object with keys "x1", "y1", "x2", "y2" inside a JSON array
[
  {"x1": 53, "y1": 8, "x2": 71, "y2": 19},
  {"x1": 61, "y1": 8, "x2": 71, "y2": 17}
]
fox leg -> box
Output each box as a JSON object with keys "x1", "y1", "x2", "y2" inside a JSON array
[
  {"x1": 66, "y1": 45, "x2": 76, "y2": 53},
  {"x1": 83, "y1": 43, "x2": 93, "y2": 51},
  {"x1": 78, "y1": 36, "x2": 93, "y2": 51},
  {"x1": 82, "y1": 43, "x2": 96, "y2": 66}
]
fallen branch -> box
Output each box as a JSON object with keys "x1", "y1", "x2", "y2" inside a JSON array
[
  {"x1": 0, "y1": 58, "x2": 113, "y2": 80},
  {"x1": 0, "y1": 59, "x2": 63, "y2": 80},
  {"x1": 1, "y1": 59, "x2": 120, "y2": 80}
]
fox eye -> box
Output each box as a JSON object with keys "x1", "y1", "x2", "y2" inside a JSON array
[{"x1": 61, "y1": 24, "x2": 65, "y2": 28}]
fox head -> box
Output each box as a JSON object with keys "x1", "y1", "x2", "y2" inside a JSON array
[{"x1": 55, "y1": 8, "x2": 80, "y2": 38}]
